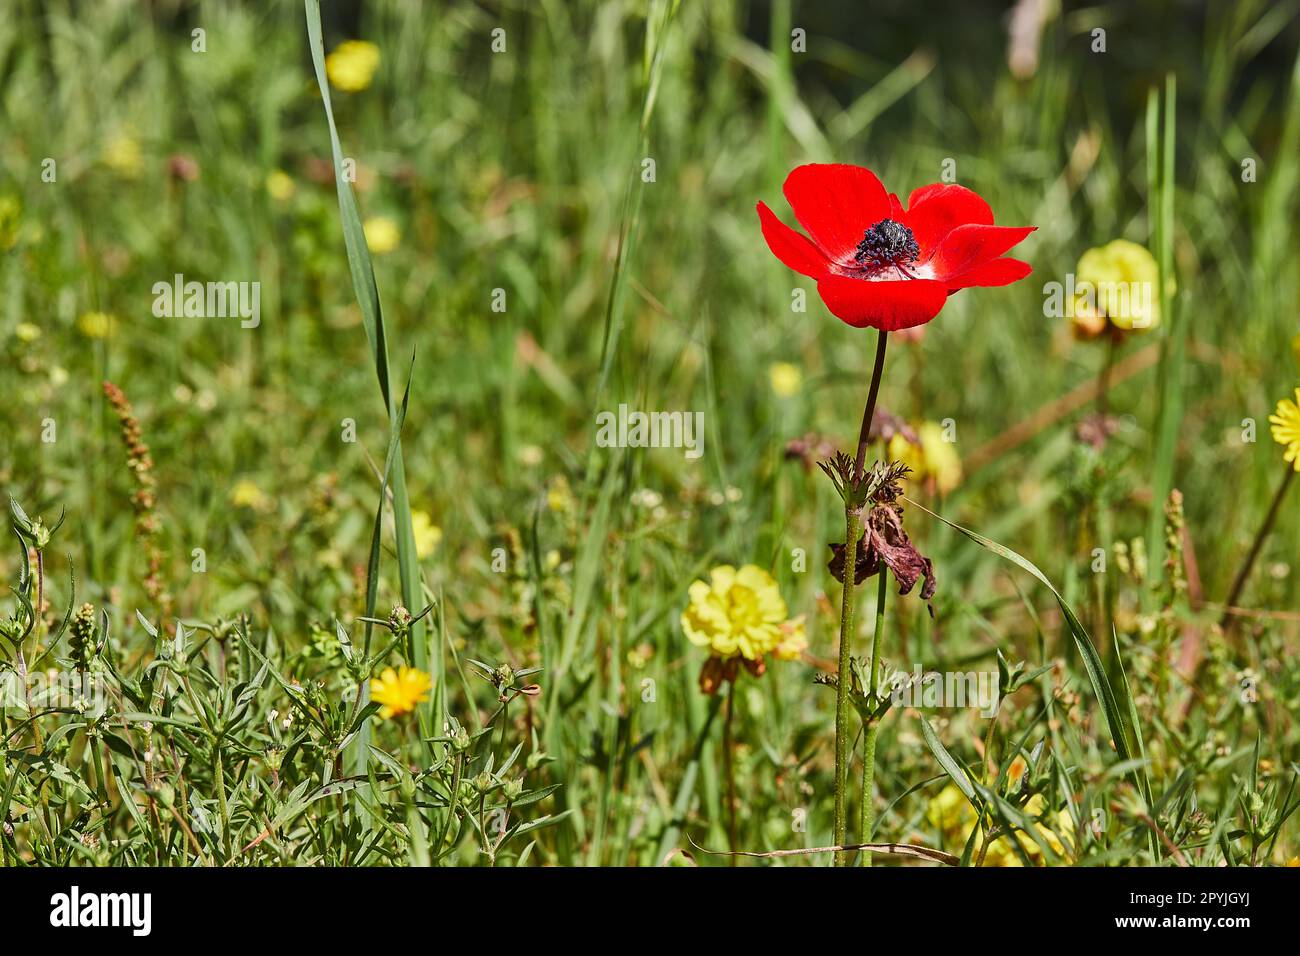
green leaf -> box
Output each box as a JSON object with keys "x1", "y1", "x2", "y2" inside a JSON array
[{"x1": 918, "y1": 714, "x2": 977, "y2": 805}]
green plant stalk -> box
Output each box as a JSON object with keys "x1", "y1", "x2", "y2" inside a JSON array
[
  {"x1": 832, "y1": 507, "x2": 861, "y2": 867},
  {"x1": 213, "y1": 741, "x2": 232, "y2": 862},
  {"x1": 1221, "y1": 465, "x2": 1296, "y2": 631},
  {"x1": 833, "y1": 330, "x2": 889, "y2": 866},
  {"x1": 653, "y1": 693, "x2": 722, "y2": 865},
  {"x1": 1145, "y1": 74, "x2": 1181, "y2": 588},
  {"x1": 859, "y1": 569, "x2": 887, "y2": 866},
  {"x1": 723, "y1": 678, "x2": 738, "y2": 862},
  {"x1": 303, "y1": 0, "x2": 425, "y2": 691},
  {"x1": 433, "y1": 751, "x2": 464, "y2": 866}
]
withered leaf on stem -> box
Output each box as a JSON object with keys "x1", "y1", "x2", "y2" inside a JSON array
[{"x1": 828, "y1": 502, "x2": 936, "y2": 602}]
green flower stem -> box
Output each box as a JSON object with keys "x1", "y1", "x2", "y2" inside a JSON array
[
  {"x1": 834, "y1": 328, "x2": 889, "y2": 867},
  {"x1": 213, "y1": 741, "x2": 232, "y2": 862},
  {"x1": 1221, "y1": 464, "x2": 1296, "y2": 632},
  {"x1": 853, "y1": 331, "x2": 890, "y2": 481},
  {"x1": 859, "y1": 569, "x2": 887, "y2": 867},
  {"x1": 723, "y1": 678, "x2": 738, "y2": 862},
  {"x1": 833, "y1": 506, "x2": 861, "y2": 867}
]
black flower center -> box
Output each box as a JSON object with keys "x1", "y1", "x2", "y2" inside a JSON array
[{"x1": 853, "y1": 219, "x2": 919, "y2": 271}]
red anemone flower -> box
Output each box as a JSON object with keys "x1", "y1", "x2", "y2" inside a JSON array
[{"x1": 757, "y1": 164, "x2": 1035, "y2": 331}]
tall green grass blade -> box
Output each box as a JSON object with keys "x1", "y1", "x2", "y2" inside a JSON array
[
  {"x1": 905, "y1": 497, "x2": 1152, "y2": 807},
  {"x1": 303, "y1": 1, "x2": 425, "y2": 680},
  {"x1": 918, "y1": 714, "x2": 977, "y2": 804},
  {"x1": 1146, "y1": 75, "x2": 1182, "y2": 587},
  {"x1": 348, "y1": 354, "x2": 415, "y2": 779},
  {"x1": 594, "y1": 0, "x2": 678, "y2": 399}
]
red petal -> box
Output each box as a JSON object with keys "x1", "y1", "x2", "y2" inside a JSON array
[
  {"x1": 816, "y1": 276, "x2": 948, "y2": 331},
  {"x1": 946, "y1": 257, "x2": 1032, "y2": 290},
  {"x1": 930, "y1": 224, "x2": 1035, "y2": 279},
  {"x1": 783, "y1": 164, "x2": 890, "y2": 264},
  {"x1": 756, "y1": 202, "x2": 830, "y2": 279},
  {"x1": 887, "y1": 192, "x2": 905, "y2": 218},
  {"x1": 904, "y1": 184, "x2": 995, "y2": 259}
]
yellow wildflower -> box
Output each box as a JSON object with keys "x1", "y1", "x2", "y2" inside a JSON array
[
  {"x1": 681, "y1": 564, "x2": 792, "y2": 661},
  {"x1": 370, "y1": 666, "x2": 432, "y2": 719},
  {"x1": 546, "y1": 475, "x2": 574, "y2": 514},
  {"x1": 77, "y1": 312, "x2": 116, "y2": 339},
  {"x1": 1269, "y1": 387, "x2": 1300, "y2": 472},
  {"x1": 411, "y1": 510, "x2": 443, "y2": 558},
  {"x1": 1074, "y1": 239, "x2": 1161, "y2": 332},
  {"x1": 15, "y1": 323, "x2": 41, "y2": 343},
  {"x1": 325, "y1": 40, "x2": 380, "y2": 92},
  {"x1": 888, "y1": 421, "x2": 962, "y2": 495},
  {"x1": 0, "y1": 195, "x2": 20, "y2": 250},
  {"x1": 925, "y1": 783, "x2": 1074, "y2": 866},
  {"x1": 769, "y1": 362, "x2": 803, "y2": 397},
  {"x1": 229, "y1": 480, "x2": 269, "y2": 510},
  {"x1": 103, "y1": 133, "x2": 143, "y2": 178},
  {"x1": 363, "y1": 215, "x2": 400, "y2": 255},
  {"x1": 266, "y1": 169, "x2": 296, "y2": 202},
  {"x1": 773, "y1": 616, "x2": 807, "y2": 661}
]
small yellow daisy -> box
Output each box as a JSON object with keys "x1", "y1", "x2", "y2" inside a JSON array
[
  {"x1": 410, "y1": 510, "x2": 443, "y2": 558},
  {"x1": 0, "y1": 195, "x2": 20, "y2": 250},
  {"x1": 77, "y1": 312, "x2": 116, "y2": 339},
  {"x1": 1269, "y1": 387, "x2": 1300, "y2": 472},
  {"x1": 363, "y1": 216, "x2": 400, "y2": 255},
  {"x1": 325, "y1": 40, "x2": 380, "y2": 92},
  {"x1": 103, "y1": 133, "x2": 143, "y2": 178},
  {"x1": 370, "y1": 666, "x2": 432, "y2": 719},
  {"x1": 888, "y1": 421, "x2": 962, "y2": 495},
  {"x1": 769, "y1": 362, "x2": 803, "y2": 397},
  {"x1": 266, "y1": 169, "x2": 296, "y2": 202},
  {"x1": 229, "y1": 479, "x2": 269, "y2": 510}
]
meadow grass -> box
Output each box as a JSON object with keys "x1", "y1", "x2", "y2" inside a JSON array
[{"x1": 1, "y1": 0, "x2": 1298, "y2": 866}]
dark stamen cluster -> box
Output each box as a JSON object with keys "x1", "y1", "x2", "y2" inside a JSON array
[{"x1": 853, "y1": 219, "x2": 919, "y2": 270}]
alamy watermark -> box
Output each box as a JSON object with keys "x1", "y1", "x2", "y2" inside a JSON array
[
  {"x1": 594, "y1": 404, "x2": 704, "y2": 460},
  {"x1": 1042, "y1": 273, "x2": 1153, "y2": 327},
  {"x1": 886, "y1": 666, "x2": 1000, "y2": 718},
  {"x1": 1, "y1": 669, "x2": 107, "y2": 714},
  {"x1": 50, "y1": 886, "x2": 151, "y2": 936},
  {"x1": 152, "y1": 273, "x2": 260, "y2": 328}
]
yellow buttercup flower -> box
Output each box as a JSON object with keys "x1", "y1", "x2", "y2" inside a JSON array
[
  {"x1": 681, "y1": 564, "x2": 792, "y2": 661},
  {"x1": 370, "y1": 666, "x2": 432, "y2": 719},
  {"x1": 888, "y1": 421, "x2": 962, "y2": 495},
  {"x1": 266, "y1": 169, "x2": 296, "y2": 202},
  {"x1": 326, "y1": 40, "x2": 380, "y2": 92},
  {"x1": 411, "y1": 510, "x2": 443, "y2": 558},
  {"x1": 77, "y1": 311, "x2": 117, "y2": 339},
  {"x1": 773, "y1": 616, "x2": 808, "y2": 661},
  {"x1": 925, "y1": 783, "x2": 1074, "y2": 866},
  {"x1": 1269, "y1": 387, "x2": 1300, "y2": 472},
  {"x1": 769, "y1": 361, "x2": 803, "y2": 397},
  {"x1": 363, "y1": 216, "x2": 400, "y2": 255},
  {"x1": 229, "y1": 480, "x2": 269, "y2": 510},
  {"x1": 0, "y1": 195, "x2": 20, "y2": 250},
  {"x1": 103, "y1": 133, "x2": 143, "y2": 178},
  {"x1": 1074, "y1": 239, "x2": 1161, "y2": 332}
]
